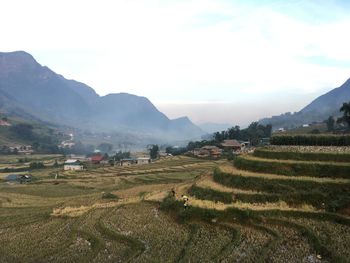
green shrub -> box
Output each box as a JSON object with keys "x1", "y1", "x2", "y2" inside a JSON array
[
  {"x1": 101, "y1": 192, "x2": 119, "y2": 199},
  {"x1": 254, "y1": 148, "x2": 350, "y2": 162},
  {"x1": 187, "y1": 185, "x2": 233, "y2": 204},
  {"x1": 234, "y1": 156, "x2": 350, "y2": 178},
  {"x1": 29, "y1": 161, "x2": 45, "y2": 170}
]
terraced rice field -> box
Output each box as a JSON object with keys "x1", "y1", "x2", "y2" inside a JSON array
[{"x1": 0, "y1": 153, "x2": 349, "y2": 262}]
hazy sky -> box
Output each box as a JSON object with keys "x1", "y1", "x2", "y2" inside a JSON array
[{"x1": 1, "y1": 0, "x2": 350, "y2": 126}]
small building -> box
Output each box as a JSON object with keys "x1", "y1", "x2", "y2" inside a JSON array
[
  {"x1": 193, "y1": 148, "x2": 201, "y2": 156},
  {"x1": 90, "y1": 155, "x2": 105, "y2": 164},
  {"x1": 221, "y1": 140, "x2": 242, "y2": 151},
  {"x1": 64, "y1": 159, "x2": 84, "y2": 171},
  {"x1": 136, "y1": 157, "x2": 151, "y2": 165},
  {"x1": 120, "y1": 158, "x2": 136, "y2": 166},
  {"x1": 18, "y1": 145, "x2": 34, "y2": 155},
  {"x1": 195, "y1": 145, "x2": 222, "y2": 158},
  {"x1": 0, "y1": 119, "x2": 11, "y2": 126},
  {"x1": 5, "y1": 174, "x2": 32, "y2": 183}
]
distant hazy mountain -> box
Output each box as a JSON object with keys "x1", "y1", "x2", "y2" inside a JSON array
[
  {"x1": 259, "y1": 78, "x2": 350, "y2": 129},
  {"x1": 0, "y1": 51, "x2": 203, "y2": 141},
  {"x1": 198, "y1": 122, "x2": 233, "y2": 134}
]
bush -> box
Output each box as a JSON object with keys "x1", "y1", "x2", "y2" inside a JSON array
[
  {"x1": 101, "y1": 192, "x2": 119, "y2": 199},
  {"x1": 254, "y1": 148, "x2": 350, "y2": 162},
  {"x1": 29, "y1": 162, "x2": 45, "y2": 170},
  {"x1": 234, "y1": 156, "x2": 350, "y2": 178}
]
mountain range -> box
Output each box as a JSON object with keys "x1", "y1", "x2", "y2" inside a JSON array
[
  {"x1": 0, "y1": 51, "x2": 203, "y2": 142},
  {"x1": 259, "y1": 78, "x2": 350, "y2": 129}
]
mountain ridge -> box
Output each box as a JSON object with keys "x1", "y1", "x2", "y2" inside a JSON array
[
  {"x1": 259, "y1": 78, "x2": 350, "y2": 129},
  {"x1": 0, "y1": 51, "x2": 203, "y2": 141}
]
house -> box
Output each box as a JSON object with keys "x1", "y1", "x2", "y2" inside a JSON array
[
  {"x1": 0, "y1": 119, "x2": 11, "y2": 126},
  {"x1": 6, "y1": 174, "x2": 31, "y2": 183},
  {"x1": 120, "y1": 158, "x2": 136, "y2": 166},
  {"x1": 221, "y1": 140, "x2": 242, "y2": 151},
  {"x1": 195, "y1": 145, "x2": 222, "y2": 158},
  {"x1": 193, "y1": 148, "x2": 201, "y2": 156},
  {"x1": 18, "y1": 145, "x2": 33, "y2": 155},
  {"x1": 64, "y1": 159, "x2": 84, "y2": 171},
  {"x1": 136, "y1": 157, "x2": 151, "y2": 165},
  {"x1": 59, "y1": 141, "x2": 75, "y2": 148},
  {"x1": 90, "y1": 155, "x2": 105, "y2": 164}
]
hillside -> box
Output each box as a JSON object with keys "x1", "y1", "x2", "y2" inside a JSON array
[
  {"x1": 0, "y1": 51, "x2": 203, "y2": 141},
  {"x1": 259, "y1": 78, "x2": 350, "y2": 129},
  {"x1": 0, "y1": 115, "x2": 66, "y2": 153}
]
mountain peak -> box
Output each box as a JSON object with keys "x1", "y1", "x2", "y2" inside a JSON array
[{"x1": 0, "y1": 51, "x2": 39, "y2": 76}]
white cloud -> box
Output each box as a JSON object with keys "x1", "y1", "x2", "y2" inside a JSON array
[{"x1": 1, "y1": 0, "x2": 350, "y2": 123}]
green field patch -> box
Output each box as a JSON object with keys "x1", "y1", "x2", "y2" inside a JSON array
[
  {"x1": 0, "y1": 183, "x2": 98, "y2": 197},
  {"x1": 187, "y1": 185, "x2": 233, "y2": 204},
  {"x1": 234, "y1": 155, "x2": 350, "y2": 178},
  {"x1": 213, "y1": 168, "x2": 350, "y2": 212}
]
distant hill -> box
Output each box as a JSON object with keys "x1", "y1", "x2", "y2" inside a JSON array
[
  {"x1": 0, "y1": 51, "x2": 203, "y2": 142},
  {"x1": 259, "y1": 78, "x2": 350, "y2": 129}
]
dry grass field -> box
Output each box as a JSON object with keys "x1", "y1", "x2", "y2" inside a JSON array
[{"x1": 0, "y1": 153, "x2": 349, "y2": 262}]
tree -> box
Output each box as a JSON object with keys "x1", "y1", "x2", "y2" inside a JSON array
[
  {"x1": 338, "y1": 102, "x2": 350, "y2": 128},
  {"x1": 10, "y1": 123, "x2": 34, "y2": 140},
  {"x1": 97, "y1": 143, "x2": 113, "y2": 153},
  {"x1": 326, "y1": 116, "x2": 335, "y2": 132},
  {"x1": 149, "y1": 144, "x2": 159, "y2": 159}
]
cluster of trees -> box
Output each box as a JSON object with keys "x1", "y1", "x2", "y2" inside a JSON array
[
  {"x1": 271, "y1": 135, "x2": 350, "y2": 146},
  {"x1": 29, "y1": 161, "x2": 45, "y2": 169},
  {"x1": 325, "y1": 102, "x2": 350, "y2": 132},
  {"x1": 112, "y1": 151, "x2": 131, "y2": 161},
  {"x1": 187, "y1": 122, "x2": 272, "y2": 150},
  {"x1": 97, "y1": 143, "x2": 113, "y2": 153},
  {"x1": 165, "y1": 146, "x2": 187, "y2": 156},
  {"x1": 61, "y1": 142, "x2": 95, "y2": 155},
  {"x1": 213, "y1": 122, "x2": 272, "y2": 145}
]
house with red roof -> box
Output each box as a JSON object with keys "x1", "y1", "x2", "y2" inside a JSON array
[{"x1": 90, "y1": 155, "x2": 105, "y2": 164}]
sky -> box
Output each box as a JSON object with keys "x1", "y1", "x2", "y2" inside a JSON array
[{"x1": 1, "y1": 0, "x2": 350, "y2": 127}]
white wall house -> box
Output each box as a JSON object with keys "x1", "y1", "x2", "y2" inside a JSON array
[
  {"x1": 136, "y1": 157, "x2": 151, "y2": 165},
  {"x1": 64, "y1": 159, "x2": 84, "y2": 171}
]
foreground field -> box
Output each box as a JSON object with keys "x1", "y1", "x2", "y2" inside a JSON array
[{"x1": 0, "y1": 154, "x2": 349, "y2": 262}]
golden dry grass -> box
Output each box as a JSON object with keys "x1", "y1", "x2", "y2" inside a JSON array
[{"x1": 185, "y1": 195, "x2": 319, "y2": 212}]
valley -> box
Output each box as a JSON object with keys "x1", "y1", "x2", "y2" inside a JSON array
[{"x1": 0, "y1": 147, "x2": 349, "y2": 262}]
